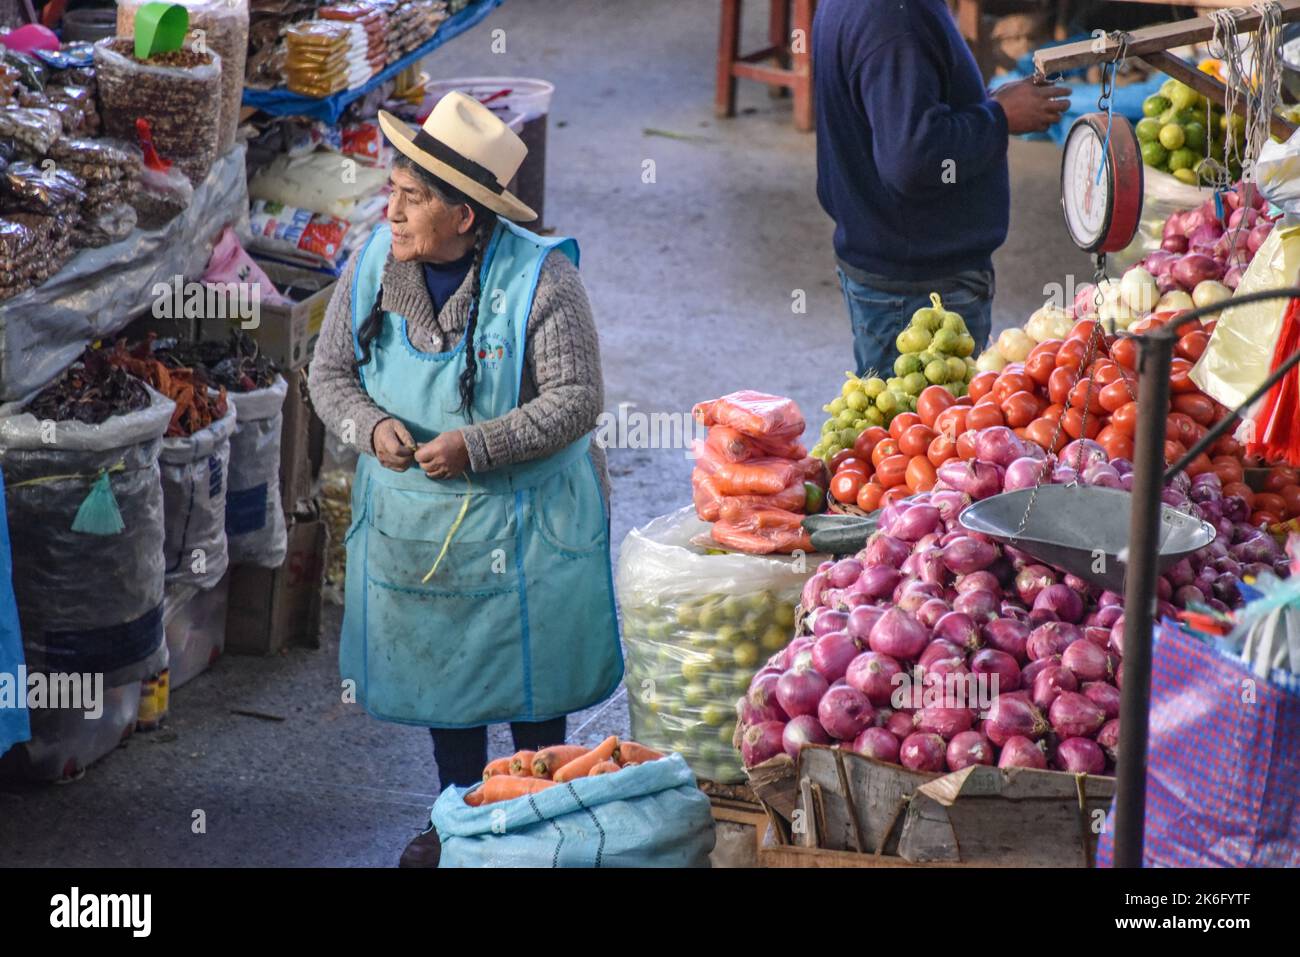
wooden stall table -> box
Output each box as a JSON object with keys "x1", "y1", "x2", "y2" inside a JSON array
[{"x1": 715, "y1": 0, "x2": 817, "y2": 131}]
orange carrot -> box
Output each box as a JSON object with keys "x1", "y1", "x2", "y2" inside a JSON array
[
  {"x1": 532, "y1": 745, "x2": 587, "y2": 779},
  {"x1": 466, "y1": 776, "x2": 556, "y2": 807},
  {"x1": 483, "y1": 757, "x2": 512, "y2": 780},
  {"x1": 509, "y1": 750, "x2": 536, "y2": 777},
  {"x1": 616, "y1": 742, "x2": 664, "y2": 766},
  {"x1": 587, "y1": 760, "x2": 621, "y2": 777},
  {"x1": 554, "y1": 736, "x2": 621, "y2": 783}
]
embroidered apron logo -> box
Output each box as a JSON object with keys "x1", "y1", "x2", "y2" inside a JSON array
[{"x1": 474, "y1": 332, "x2": 512, "y2": 370}]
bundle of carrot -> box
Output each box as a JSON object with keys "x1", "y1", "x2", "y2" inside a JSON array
[{"x1": 464, "y1": 737, "x2": 665, "y2": 807}]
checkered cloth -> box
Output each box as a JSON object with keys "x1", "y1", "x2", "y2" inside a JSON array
[{"x1": 1097, "y1": 622, "x2": 1300, "y2": 867}]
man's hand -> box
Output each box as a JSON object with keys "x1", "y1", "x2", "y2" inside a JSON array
[
  {"x1": 373, "y1": 417, "x2": 416, "y2": 472},
  {"x1": 992, "y1": 77, "x2": 1070, "y2": 135},
  {"x1": 415, "y1": 430, "x2": 471, "y2": 481}
]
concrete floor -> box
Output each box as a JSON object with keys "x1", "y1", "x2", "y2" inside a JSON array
[{"x1": 0, "y1": 0, "x2": 1091, "y2": 866}]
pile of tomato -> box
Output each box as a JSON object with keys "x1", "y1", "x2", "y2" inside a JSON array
[{"x1": 826, "y1": 312, "x2": 1300, "y2": 529}]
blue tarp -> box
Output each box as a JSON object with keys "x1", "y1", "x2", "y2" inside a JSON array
[
  {"x1": 990, "y1": 37, "x2": 1166, "y2": 147},
  {"x1": 0, "y1": 467, "x2": 30, "y2": 757},
  {"x1": 242, "y1": 0, "x2": 505, "y2": 123}
]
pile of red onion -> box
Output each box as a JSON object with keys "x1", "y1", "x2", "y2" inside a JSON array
[
  {"x1": 1147, "y1": 185, "x2": 1273, "y2": 293},
  {"x1": 737, "y1": 428, "x2": 1287, "y2": 779}
]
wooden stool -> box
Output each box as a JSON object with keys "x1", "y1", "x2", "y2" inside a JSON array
[{"x1": 715, "y1": 0, "x2": 817, "y2": 132}]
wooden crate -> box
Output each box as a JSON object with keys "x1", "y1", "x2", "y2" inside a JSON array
[{"x1": 700, "y1": 778, "x2": 769, "y2": 867}]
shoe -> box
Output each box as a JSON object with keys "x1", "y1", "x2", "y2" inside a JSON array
[{"x1": 398, "y1": 824, "x2": 442, "y2": 868}]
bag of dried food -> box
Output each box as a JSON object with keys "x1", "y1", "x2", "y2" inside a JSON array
[
  {"x1": 0, "y1": 373, "x2": 174, "y2": 682},
  {"x1": 92, "y1": 37, "x2": 222, "y2": 187},
  {"x1": 161, "y1": 400, "x2": 237, "y2": 588},
  {"x1": 226, "y1": 375, "x2": 288, "y2": 568}
]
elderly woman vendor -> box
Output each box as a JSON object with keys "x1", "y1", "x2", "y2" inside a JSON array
[{"x1": 308, "y1": 93, "x2": 623, "y2": 863}]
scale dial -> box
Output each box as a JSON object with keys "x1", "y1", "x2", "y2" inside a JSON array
[{"x1": 1060, "y1": 113, "x2": 1143, "y2": 254}]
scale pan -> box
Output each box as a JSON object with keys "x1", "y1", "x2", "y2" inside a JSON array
[{"x1": 958, "y1": 485, "x2": 1216, "y2": 593}]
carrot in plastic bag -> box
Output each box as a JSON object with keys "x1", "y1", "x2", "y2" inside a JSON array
[
  {"x1": 705, "y1": 425, "x2": 806, "y2": 463},
  {"x1": 712, "y1": 506, "x2": 813, "y2": 555},
  {"x1": 692, "y1": 441, "x2": 801, "y2": 496},
  {"x1": 695, "y1": 470, "x2": 804, "y2": 522},
  {"x1": 692, "y1": 469, "x2": 724, "y2": 521},
  {"x1": 692, "y1": 391, "x2": 805, "y2": 441}
]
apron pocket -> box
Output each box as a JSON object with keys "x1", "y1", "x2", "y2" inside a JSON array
[{"x1": 533, "y1": 461, "x2": 606, "y2": 555}]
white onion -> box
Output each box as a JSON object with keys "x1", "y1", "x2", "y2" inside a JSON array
[
  {"x1": 996, "y1": 328, "x2": 1034, "y2": 362},
  {"x1": 1155, "y1": 289, "x2": 1195, "y2": 313},
  {"x1": 1192, "y1": 280, "x2": 1232, "y2": 311},
  {"x1": 1025, "y1": 305, "x2": 1072, "y2": 343},
  {"x1": 1119, "y1": 267, "x2": 1158, "y2": 315},
  {"x1": 976, "y1": 349, "x2": 1008, "y2": 373}
]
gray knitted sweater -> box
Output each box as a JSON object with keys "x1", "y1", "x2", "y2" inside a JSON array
[{"x1": 307, "y1": 240, "x2": 610, "y2": 502}]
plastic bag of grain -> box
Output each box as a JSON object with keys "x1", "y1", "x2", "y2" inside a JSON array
[
  {"x1": 226, "y1": 375, "x2": 288, "y2": 568},
  {"x1": 161, "y1": 400, "x2": 237, "y2": 588}
]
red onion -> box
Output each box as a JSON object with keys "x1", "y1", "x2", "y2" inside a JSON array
[
  {"x1": 1014, "y1": 564, "x2": 1056, "y2": 605},
  {"x1": 811, "y1": 631, "x2": 863, "y2": 683},
  {"x1": 811, "y1": 608, "x2": 849, "y2": 638},
  {"x1": 776, "y1": 666, "x2": 829, "y2": 719},
  {"x1": 921, "y1": 656, "x2": 969, "y2": 695},
  {"x1": 1082, "y1": 681, "x2": 1120, "y2": 720},
  {"x1": 1062, "y1": 639, "x2": 1110, "y2": 682},
  {"x1": 1172, "y1": 253, "x2": 1223, "y2": 287},
  {"x1": 877, "y1": 502, "x2": 907, "y2": 536},
  {"x1": 1228, "y1": 206, "x2": 1259, "y2": 231},
  {"x1": 1020, "y1": 656, "x2": 1059, "y2": 689},
  {"x1": 917, "y1": 597, "x2": 951, "y2": 629},
  {"x1": 1030, "y1": 663, "x2": 1078, "y2": 711},
  {"x1": 846, "y1": 651, "x2": 903, "y2": 707},
  {"x1": 1082, "y1": 626, "x2": 1111, "y2": 650},
  {"x1": 847, "y1": 605, "x2": 885, "y2": 642},
  {"x1": 954, "y1": 589, "x2": 998, "y2": 623},
  {"x1": 899, "y1": 732, "x2": 947, "y2": 772},
  {"x1": 1003, "y1": 456, "x2": 1044, "y2": 492},
  {"x1": 885, "y1": 710, "x2": 916, "y2": 741},
  {"x1": 985, "y1": 695, "x2": 1049, "y2": 745},
  {"x1": 919, "y1": 639, "x2": 965, "y2": 668},
  {"x1": 942, "y1": 537, "x2": 998, "y2": 575},
  {"x1": 801, "y1": 572, "x2": 829, "y2": 610},
  {"x1": 955, "y1": 570, "x2": 999, "y2": 594},
  {"x1": 1097, "y1": 718, "x2": 1120, "y2": 762},
  {"x1": 746, "y1": 672, "x2": 789, "y2": 723},
  {"x1": 983, "y1": 617, "x2": 1031, "y2": 662},
  {"x1": 1054, "y1": 736, "x2": 1106, "y2": 774},
  {"x1": 1049, "y1": 691, "x2": 1106, "y2": 738},
  {"x1": 971, "y1": 648, "x2": 1021, "y2": 693},
  {"x1": 1060, "y1": 439, "x2": 1107, "y2": 475},
  {"x1": 915, "y1": 548, "x2": 948, "y2": 587},
  {"x1": 818, "y1": 684, "x2": 874, "y2": 740},
  {"x1": 898, "y1": 586, "x2": 941, "y2": 615},
  {"x1": 1247, "y1": 222, "x2": 1273, "y2": 256},
  {"x1": 828, "y1": 558, "x2": 864, "y2": 589},
  {"x1": 936, "y1": 459, "x2": 1002, "y2": 500},
  {"x1": 1189, "y1": 221, "x2": 1225, "y2": 251},
  {"x1": 999, "y1": 600, "x2": 1030, "y2": 623},
  {"x1": 894, "y1": 505, "x2": 942, "y2": 543},
  {"x1": 742, "y1": 721, "x2": 788, "y2": 767},
  {"x1": 1144, "y1": 249, "x2": 1176, "y2": 275},
  {"x1": 914, "y1": 703, "x2": 974, "y2": 739},
  {"x1": 946, "y1": 730, "x2": 994, "y2": 771},
  {"x1": 1027, "y1": 621, "x2": 1080, "y2": 660},
  {"x1": 868, "y1": 608, "x2": 929, "y2": 660},
  {"x1": 997, "y1": 735, "x2": 1048, "y2": 769},
  {"x1": 933, "y1": 611, "x2": 982, "y2": 653},
  {"x1": 783, "y1": 714, "x2": 830, "y2": 759},
  {"x1": 1033, "y1": 584, "x2": 1084, "y2": 623},
  {"x1": 975, "y1": 427, "x2": 1025, "y2": 467},
  {"x1": 855, "y1": 565, "x2": 901, "y2": 601},
  {"x1": 852, "y1": 726, "x2": 901, "y2": 763},
  {"x1": 864, "y1": 534, "x2": 910, "y2": 568},
  {"x1": 1161, "y1": 233, "x2": 1189, "y2": 254},
  {"x1": 928, "y1": 490, "x2": 971, "y2": 524},
  {"x1": 1083, "y1": 462, "x2": 1122, "y2": 488}
]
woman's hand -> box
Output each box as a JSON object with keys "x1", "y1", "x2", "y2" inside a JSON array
[
  {"x1": 373, "y1": 417, "x2": 416, "y2": 472},
  {"x1": 415, "y1": 430, "x2": 470, "y2": 480}
]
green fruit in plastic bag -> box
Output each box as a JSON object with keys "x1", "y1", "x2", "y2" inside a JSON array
[
  {"x1": 719, "y1": 594, "x2": 746, "y2": 622},
  {"x1": 1141, "y1": 140, "x2": 1169, "y2": 168},
  {"x1": 1143, "y1": 94, "x2": 1171, "y2": 117},
  {"x1": 719, "y1": 721, "x2": 739, "y2": 746},
  {"x1": 924, "y1": 359, "x2": 949, "y2": 385},
  {"x1": 1168, "y1": 147, "x2": 1196, "y2": 172},
  {"x1": 828, "y1": 396, "x2": 847, "y2": 416},
  {"x1": 840, "y1": 377, "x2": 861, "y2": 398},
  {"x1": 834, "y1": 408, "x2": 856, "y2": 428},
  {"x1": 681, "y1": 657, "x2": 709, "y2": 682},
  {"x1": 845, "y1": 389, "x2": 869, "y2": 412},
  {"x1": 955, "y1": 334, "x2": 976, "y2": 358},
  {"x1": 931, "y1": 327, "x2": 960, "y2": 354},
  {"x1": 1183, "y1": 121, "x2": 1205, "y2": 151},
  {"x1": 837, "y1": 428, "x2": 857, "y2": 448},
  {"x1": 899, "y1": 373, "x2": 924, "y2": 395},
  {"x1": 864, "y1": 406, "x2": 885, "y2": 427},
  {"x1": 894, "y1": 353, "x2": 924, "y2": 377},
  {"x1": 1136, "y1": 117, "x2": 1161, "y2": 142},
  {"x1": 774, "y1": 602, "x2": 796, "y2": 628},
  {"x1": 760, "y1": 623, "x2": 790, "y2": 652},
  {"x1": 675, "y1": 604, "x2": 699, "y2": 629},
  {"x1": 941, "y1": 312, "x2": 966, "y2": 334},
  {"x1": 1173, "y1": 167, "x2": 1199, "y2": 185},
  {"x1": 896, "y1": 325, "x2": 931, "y2": 353},
  {"x1": 862, "y1": 376, "x2": 886, "y2": 398},
  {"x1": 945, "y1": 356, "x2": 967, "y2": 382},
  {"x1": 732, "y1": 641, "x2": 761, "y2": 670},
  {"x1": 910, "y1": 307, "x2": 942, "y2": 332},
  {"x1": 701, "y1": 702, "x2": 731, "y2": 727},
  {"x1": 875, "y1": 391, "x2": 898, "y2": 415}
]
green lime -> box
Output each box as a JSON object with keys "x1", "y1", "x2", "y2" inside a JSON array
[
  {"x1": 821, "y1": 417, "x2": 837, "y2": 435},
  {"x1": 863, "y1": 377, "x2": 887, "y2": 398},
  {"x1": 837, "y1": 428, "x2": 857, "y2": 447},
  {"x1": 1173, "y1": 167, "x2": 1199, "y2": 185},
  {"x1": 1168, "y1": 147, "x2": 1196, "y2": 172},
  {"x1": 1158, "y1": 124, "x2": 1185, "y2": 151},
  {"x1": 946, "y1": 356, "x2": 967, "y2": 381},
  {"x1": 773, "y1": 602, "x2": 795, "y2": 629},
  {"x1": 719, "y1": 722, "x2": 738, "y2": 746},
  {"x1": 1136, "y1": 117, "x2": 1161, "y2": 142},
  {"x1": 941, "y1": 312, "x2": 967, "y2": 334},
  {"x1": 946, "y1": 382, "x2": 965, "y2": 398},
  {"x1": 844, "y1": 389, "x2": 869, "y2": 412},
  {"x1": 1143, "y1": 94, "x2": 1171, "y2": 117},
  {"x1": 828, "y1": 396, "x2": 847, "y2": 416},
  {"x1": 902, "y1": 372, "x2": 928, "y2": 395},
  {"x1": 897, "y1": 326, "x2": 931, "y2": 353},
  {"x1": 803, "y1": 480, "x2": 825, "y2": 514},
  {"x1": 894, "y1": 352, "x2": 923, "y2": 377},
  {"x1": 955, "y1": 334, "x2": 976, "y2": 358},
  {"x1": 732, "y1": 641, "x2": 760, "y2": 670},
  {"x1": 1140, "y1": 140, "x2": 1169, "y2": 168},
  {"x1": 931, "y1": 327, "x2": 960, "y2": 355},
  {"x1": 683, "y1": 683, "x2": 709, "y2": 707},
  {"x1": 1168, "y1": 82, "x2": 1197, "y2": 111},
  {"x1": 863, "y1": 406, "x2": 884, "y2": 427},
  {"x1": 910, "y1": 307, "x2": 942, "y2": 332},
  {"x1": 681, "y1": 658, "x2": 709, "y2": 682},
  {"x1": 874, "y1": 390, "x2": 897, "y2": 415},
  {"x1": 824, "y1": 442, "x2": 844, "y2": 459},
  {"x1": 760, "y1": 623, "x2": 789, "y2": 652},
  {"x1": 1221, "y1": 113, "x2": 1245, "y2": 136},
  {"x1": 923, "y1": 359, "x2": 949, "y2": 385},
  {"x1": 836, "y1": 408, "x2": 858, "y2": 428},
  {"x1": 840, "y1": 377, "x2": 861, "y2": 398},
  {"x1": 675, "y1": 604, "x2": 699, "y2": 629}
]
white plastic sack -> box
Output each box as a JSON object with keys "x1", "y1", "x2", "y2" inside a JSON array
[
  {"x1": 617, "y1": 507, "x2": 807, "y2": 783},
  {"x1": 1112, "y1": 167, "x2": 1216, "y2": 273},
  {"x1": 225, "y1": 376, "x2": 287, "y2": 568},
  {"x1": 1255, "y1": 128, "x2": 1300, "y2": 214},
  {"x1": 161, "y1": 401, "x2": 237, "y2": 588},
  {"x1": 248, "y1": 151, "x2": 388, "y2": 220},
  {"x1": 0, "y1": 387, "x2": 174, "y2": 677}
]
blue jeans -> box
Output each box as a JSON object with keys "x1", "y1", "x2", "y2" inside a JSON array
[{"x1": 838, "y1": 270, "x2": 994, "y2": 379}]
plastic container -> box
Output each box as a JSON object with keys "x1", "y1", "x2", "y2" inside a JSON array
[
  {"x1": 421, "y1": 77, "x2": 554, "y2": 227},
  {"x1": 0, "y1": 680, "x2": 143, "y2": 782},
  {"x1": 163, "y1": 577, "x2": 230, "y2": 690},
  {"x1": 62, "y1": 8, "x2": 119, "y2": 44}
]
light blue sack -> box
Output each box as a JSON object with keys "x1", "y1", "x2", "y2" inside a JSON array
[
  {"x1": 431, "y1": 753, "x2": 716, "y2": 868},
  {"x1": 0, "y1": 467, "x2": 31, "y2": 757}
]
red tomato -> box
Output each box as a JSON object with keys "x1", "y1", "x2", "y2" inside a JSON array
[
  {"x1": 1024, "y1": 350, "x2": 1057, "y2": 388},
  {"x1": 1203, "y1": 319, "x2": 1218, "y2": 335},
  {"x1": 852, "y1": 425, "x2": 889, "y2": 461},
  {"x1": 835, "y1": 459, "x2": 870, "y2": 480},
  {"x1": 966, "y1": 402, "x2": 1006, "y2": 431},
  {"x1": 1185, "y1": 452, "x2": 1214, "y2": 477},
  {"x1": 1253, "y1": 492, "x2": 1287, "y2": 516},
  {"x1": 899, "y1": 423, "x2": 936, "y2": 458},
  {"x1": 1090, "y1": 358, "x2": 1122, "y2": 385},
  {"x1": 1068, "y1": 319, "x2": 1098, "y2": 342},
  {"x1": 1041, "y1": 402, "x2": 1066, "y2": 424},
  {"x1": 871, "y1": 438, "x2": 900, "y2": 470},
  {"x1": 1055, "y1": 338, "x2": 1091, "y2": 373},
  {"x1": 1062, "y1": 408, "x2": 1101, "y2": 440},
  {"x1": 875, "y1": 454, "x2": 910, "y2": 489},
  {"x1": 927, "y1": 432, "x2": 958, "y2": 467},
  {"x1": 1213, "y1": 434, "x2": 1243, "y2": 458},
  {"x1": 1172, "y1": 393, "x2": 1216, "y2": 426},
  {"x1": 1112, "y1": 337, "x2": 1138, "y2": 371},
  {"x1": 1176, "y1": 331, "x2": 1209, "y2": 362},
  {"x1": 830, "y1": 470, "x2": 866, "y2": 504},
  {"x1": 1164, "y1": 439, "x2": 1188, "y2": 466},
  {"x1": 857, "y1": 480, "x2": 884, "y2": 512},
  {"x1": 956, "y1": 430, "x2": 979, "y2": 460},
  {"x1": 1111, "y1": 401, "x2": 1139, "y2": 437},
  {"x1": 1212, "y1": 457, "x2": 1244, "y2": 487},
  {"x1": 992, "y1": 371, "x2": 1034, "y2": 406},
  {"x1": 1047, "y1": 366, "x2": 1075, "y2": 407},
  {"x1": 1250, "y1": 511, "x2": 1281, "y2": 529},
  {"x1": 966, "y1": 371, "x2": 998, "y2": 405},
  {"x1": 829, "y1": 449, "x2": 859, "y2": 473},
  {"x1": 1264, "y1": 466, "x2": 1300, "y2": 492},
  {"x1": 880, "y1": 485, "x2": 912, "y2": 507},
  {"x1": 889, "y1": 412, "x2": 921, "y2": 441},
  {"x1": 933, "y1": 406, "x2": 970, "y2": 442},
  {"x1": 1067, "y1": 377, "x2": 1105, "y2": 415},
  {"x1": 1169, "y1": 358, "x2": 1197, "y2": 393},
  {"x1": 1223, "y1": 482, "x2": 1255, "y2": 509},
  {"x1": 1025, "y1": 416, "x2": 1066, "y2": 453},
  {"x1": 1098, "y1": 377, "x2": 1135, "y2": 413},
  {"x1": 1001, "y1": 390, "x2": 1040, "y2": 429},
  {"x1": 1280, "y1": 484, "x2": 1300, "y2": 518},
  {"x1": 905, "y1": 455, "x2": 937, "y2": 493},
  {"x1": 1166, "y1": 413, "x2": 1201, "y2": 449},
  {"x1": 954, "y1": 395, "x2": 974, "y2": 407},
  {"x1": 917, "y1": 385, "x2": 956, "y2": 428},
  {"x1": 1097, "y1": 425, "x2": 1134, "y2": 461}
]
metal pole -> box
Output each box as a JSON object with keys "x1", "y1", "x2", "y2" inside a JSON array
[{"x1": 1114, "y1": 330, "x2": 1174, "y2": 868}]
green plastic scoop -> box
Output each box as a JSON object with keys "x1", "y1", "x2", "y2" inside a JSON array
[{"x1": 134, "y1": 2, "x2": 189, "y2": 60}]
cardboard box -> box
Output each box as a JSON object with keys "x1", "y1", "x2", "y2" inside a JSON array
[
  {"x1": 278, "y1": 368, "x2": 325, "y2": 516},
  {"x1": 234, "y1": 258, "x2": 335, "y2": 371},
  {"x1": 224, "y1": 502, "x2": 327, "y2": 656}
]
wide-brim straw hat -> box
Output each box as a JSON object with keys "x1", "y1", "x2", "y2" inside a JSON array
[{"x1": 378, "y1": 90, "x2": 536, "y2": 222}]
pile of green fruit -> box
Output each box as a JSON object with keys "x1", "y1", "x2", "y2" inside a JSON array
[
  {"x1": 810, "y1": 293, "x2": 976, "y2": 462},
  {"x1": 1138, "y1": 76, "x2": 1245, "y2": 185},
  {"x1": 622, "y1": 588, "x2": 797, "y2": 783}
]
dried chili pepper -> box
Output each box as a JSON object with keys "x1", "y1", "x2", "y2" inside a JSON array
[
  {"x1": 24, "y1": 347, "x2": 149, "y2": 425},
  {"x1": 103, "y1": 335, "x2": 229, "y2": 437},
  {"x1": 155, "y1": 330, "x2": 278, "y2": 392}
]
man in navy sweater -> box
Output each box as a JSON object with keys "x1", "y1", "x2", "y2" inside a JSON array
[{"x1": 815, "y1": 0, "x2": 1068, "y2": 376}]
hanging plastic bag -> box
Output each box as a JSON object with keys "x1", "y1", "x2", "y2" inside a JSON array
[
  {"x1": 692, "y1": 390, "x2": 805, "y2": 443},
  {"x1": 0, "y1": 386, "x2": 173, "y2": 678},
  {"x1": 617, "y1": 507, "x2": 807, "y2": 783},
  {"x1": 225, "y1": 375, "x2": 287, "y2": 568},
  {"x1": 161, "y1": 401, "x2": 237, "y2": 588},
  {"x1": 1096, "y1": 620, "x2": 1300, "y2": 866},
  {"x1": 1190, "y1": 224, "x2": 1300, "y2": 408},
  {"x1": 1246, "y1": 297, "x2": 1300, "y2": 467},
  {"x1": 1256, "y1": 127, "x2": 1300, "y2": 214}
]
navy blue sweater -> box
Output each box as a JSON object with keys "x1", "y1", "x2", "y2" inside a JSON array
[{"x1": 814, "y1": 0, "x2": 1010, "y2": 280}]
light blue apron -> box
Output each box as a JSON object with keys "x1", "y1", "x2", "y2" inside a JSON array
[
  {"x1": 0, "y1": 467, "x2": 31, "y2": 756},
  {"x1": 341, "y1": 220, "x2": 623, "y2": 727}
]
